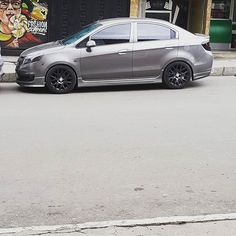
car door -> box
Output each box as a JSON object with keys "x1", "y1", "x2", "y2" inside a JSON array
[
  {"x1": 133, "y1": 22, "x2": 178, "y2": 79},
  {"x1": 79, "y1": 23, "x2": 133, "y2": 81}
]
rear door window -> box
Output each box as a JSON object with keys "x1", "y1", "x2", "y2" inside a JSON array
[{"x1": 137, "y1": 23, "x2": 176, "y2": 41}]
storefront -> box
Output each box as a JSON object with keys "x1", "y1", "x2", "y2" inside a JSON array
[
  {"x1": 131, "y1": 0, "x2": 211, "y2": 34},
  {"x1": 210, "y1": 0, "x2": 236, "y2": 49},
  {"x1": 1, "y1": 0, "x2": 130, "y2": 55},
  {"x1": 143, "y1": 0, "x2": 190, "y2": 29},
  {"x1": 133, "y1": 0, "x2": 236, "y2": 50}
]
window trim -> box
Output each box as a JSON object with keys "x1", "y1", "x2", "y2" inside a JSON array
[
  {"x1": 134, "y1": 22, "x2": 179, "y2": 43},
  {"x1": 89, "y1": 23, "x2": 133, "y2": 47},
  {"x1": 76, "y1": 36, "x2": 90, "y2": 48}
]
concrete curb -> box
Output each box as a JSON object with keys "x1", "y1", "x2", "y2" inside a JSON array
[
  {"x1": 1, "y1": 213, "x2": 236, "y2": 235},
  {"x1": 211, "y1": 67, "x2": 236, "y2": 76},
  {"x1": 223, "y1": 67, "x2": 236, "y2": 76},
  {"x1": 1, "y1": 73, "x2": 16, "y2": 82}
]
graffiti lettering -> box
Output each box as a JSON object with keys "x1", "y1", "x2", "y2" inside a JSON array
[{"x1": 28, "y1": 20, "x2": 47, "y2": 35}]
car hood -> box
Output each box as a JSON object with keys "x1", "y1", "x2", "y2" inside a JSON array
[{"x1": 21, "y1": 41, "x2": 65, "y2": 57}]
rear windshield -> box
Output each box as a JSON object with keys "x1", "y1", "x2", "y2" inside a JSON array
[{"x1": 61, "y1": 23, "x2": 102, "y2": 45}]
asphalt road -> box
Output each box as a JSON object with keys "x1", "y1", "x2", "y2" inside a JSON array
[{"x1": 0, "y1": 77, "x2": 236, "y2": 228}]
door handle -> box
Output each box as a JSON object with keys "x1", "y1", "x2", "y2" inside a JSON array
[
  {"x1": 165, "y1": 47, "x2": 174, "y2": 50},
  {"x1": 118, "y1": 49, "x2": 129, "y2": 55}
]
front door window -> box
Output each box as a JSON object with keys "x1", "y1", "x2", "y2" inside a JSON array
[{"x1": 91, "y1": 24, "x2": 131, "y2": 46}]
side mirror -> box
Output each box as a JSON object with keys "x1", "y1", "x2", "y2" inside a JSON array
[{"x1": 86, "y1": 40, "x2": 96, "y2": 48}]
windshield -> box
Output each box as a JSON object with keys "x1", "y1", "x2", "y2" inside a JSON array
[{"x1": 61, "y1": 23, "x2": 102, "y2": 45}]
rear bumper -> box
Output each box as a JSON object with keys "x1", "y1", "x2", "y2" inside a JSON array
[
  {"x1": 193, "y1": 50, "x2": 213, "y2": 80},
  {"x1": 193, "y1": 69, "x2": 212, "y2": 80}
]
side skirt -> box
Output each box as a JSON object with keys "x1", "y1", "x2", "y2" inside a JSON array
[{"x1": 77, "y1": 76, "x2": 162, "y2": 87}]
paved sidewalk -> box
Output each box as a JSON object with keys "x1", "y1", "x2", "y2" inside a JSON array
[
  {"x1": 212, "y1": 52, "x2": 236, "y2": 76},
  {"x1": 2, "y1": 56, "x2": 17, "y2": 82},
  {"x1": 1, "y1": 52, "x2": 236, "y2": 82}
]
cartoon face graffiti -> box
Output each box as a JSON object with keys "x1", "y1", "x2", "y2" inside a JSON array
[
  {"x1": 0, "y1": 0, "x2": 48, "y2": 48},
  {"x1": 0, "y1": 0, "x2": 28, "y2": 42},
  {"x1": 0, "y1": 0, "x2": 22, "y2": 21},
  {"x1": 0, "y1": 0, "x2": 23, "y2": 37},
  {"x1": 30, "y1": 1, "x2": 48, "y2": 21},
  {"x1": 22, "y1": 0, "x2": 48, "y2": 21}
]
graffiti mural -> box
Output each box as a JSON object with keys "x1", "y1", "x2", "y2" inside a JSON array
[{"x1": 0, "y1": 0, "x2": 48, "y2": 48}]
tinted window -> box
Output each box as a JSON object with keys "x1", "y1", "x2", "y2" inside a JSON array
[
  {"x1": 62, "y1": 23, "x2": 102, "y2": 45},
  {"x1": 137, "y1": 23, "x2": 176, "y2": 41},
  {"x1": 91, "y1": 24, "x2": 131, "y2": 46}
]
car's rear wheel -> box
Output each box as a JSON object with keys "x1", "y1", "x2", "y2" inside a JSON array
[
  {"x1": 45, "y1": 65, "x2": 77, "y2": 94},
  {"x1": 163, "y1": 62, "x2": 192, "y2": 89}
]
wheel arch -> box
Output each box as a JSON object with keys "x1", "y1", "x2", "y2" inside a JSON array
[
  {"x1": 45, "y1": 64, "x2": 78, "y2": 94},
  {"x1": 162, "y1": 59, "x2": 194, "y2": 82},
  {"x1": 45, "y1": 63, "x2": 78, "y2": 83}
]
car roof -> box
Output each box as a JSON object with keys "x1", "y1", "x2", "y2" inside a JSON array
[
  {"x1": 98, "y1": 17, "x2": 174, "y2": 26},
  {"x1": 96, "y1": 17, "x2": 197, "y2": 43},
  {"x1": 97, "y1": 17, "x2": 183, "y2": 32}
]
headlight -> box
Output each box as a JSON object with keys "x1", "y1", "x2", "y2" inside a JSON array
[
  {"x1": 32, "y1": 55, "x2": 43, "y2": 63},
  {"x1": 23, "y1": 55, "x2": 42, "y2": 65},
  {"x1": 23, "y1": 58, "x2": 32, "y2": 65}
]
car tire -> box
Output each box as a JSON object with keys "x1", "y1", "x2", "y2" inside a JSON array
[
  {"x1": 45, "y1": 65, "x2": 77, "y2": 94},
  {"x1": 163, "y1": 61, "x2": 192, "y2": 89}
]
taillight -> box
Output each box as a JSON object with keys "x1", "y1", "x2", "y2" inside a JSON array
[{"x1": 202, "y1": 42, "x2": 211, "y2": 51}]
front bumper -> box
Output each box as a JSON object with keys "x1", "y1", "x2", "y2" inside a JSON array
[
  {"x1": 16, "y1": 70, "x2": 45, "y2": 87},
  {"x1": 16, "y1": 69, "x2": 45, "y2": 87},
  {"x1": 0, "y1": 57, "x2": 4, "y2": 80},
  {"x1": 16, "y1": 56, "x2": 45, "y2": 87}
]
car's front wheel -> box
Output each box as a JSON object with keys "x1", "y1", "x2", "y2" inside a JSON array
[
  {"x1": 163, "y1": 61, "x2": 192, "y2": 89},
  {"x1": 45, "y1": 65, "x2": 77, "y2": 94}
]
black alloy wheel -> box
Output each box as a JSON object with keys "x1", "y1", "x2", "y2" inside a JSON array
[
  {"x1": 163, "y1": 62, "x2": 192, "y2": 89},
  {"x1": 46, "y1": 65, "x2": 77, "y2": 94}
]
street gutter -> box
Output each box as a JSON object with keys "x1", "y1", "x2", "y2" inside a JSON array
[{"x1": 1, "y1": 213, "x2": 236, "y2": 235}]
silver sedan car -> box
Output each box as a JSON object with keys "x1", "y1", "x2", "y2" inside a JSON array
[{"x1": 16, "y1": 18, "x2": 213, "y2": 94}]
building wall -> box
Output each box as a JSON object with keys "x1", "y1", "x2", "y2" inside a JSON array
[
  {"x1": 2, "y1": 0, "x2": 131, "y2": 55},
  {"x1": 1, "y1": 0, "x2": 212, "y2": 56},
  {"x1": 189, "y1": 0, "x2": 206, "y2": 33},
  {"x1": 189, "y1": 0, "x2": 212, "y2": 34}
]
